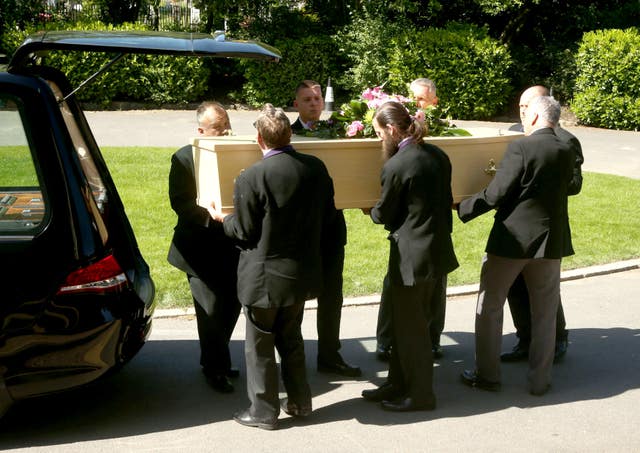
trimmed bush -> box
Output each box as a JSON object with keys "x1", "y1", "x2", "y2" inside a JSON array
[
  {"x1": 239, "y1": 34, "x2": 343, "y2": 108},
  {"x1": 386, "y1": 23, "x2": 513, "y2": 120},
  {"x1": 334, "y1": 16, "x2": 410, "y2": 97},
  {"x1": 571, "y1": 28, "x2": 640, "y2": 130},
  {"x1": 3, "y1": 20, "x2": 209, "y2": 107}
]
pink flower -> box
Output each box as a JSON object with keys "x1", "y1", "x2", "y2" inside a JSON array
[
  {"x1": 366, "y1": 98, "x2": 386, "y2": 109},
  {"x1": 361, "y1": 88, "x2": 376, "y2": 101},
  {"x1": 413, "y1": 110, "x2": 426, "y2": 123},
  {"x1": 346, "y1": 120, "x2": 365, "y2": 137}
]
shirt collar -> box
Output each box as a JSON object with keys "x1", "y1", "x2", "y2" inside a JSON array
[
  {"x1": 263, "y1": 144, "x2": 294, "y2": 159},
  {"x1": 398, "y1": 136, "x2": 415, "y2": 151}
]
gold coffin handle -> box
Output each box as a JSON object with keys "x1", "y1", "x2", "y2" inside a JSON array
[{"x1": 484, "y1": 158, "x2": 497, "y2": 177}]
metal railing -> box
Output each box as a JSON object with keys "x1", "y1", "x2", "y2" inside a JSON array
[{"x1": 39, "y1": 3, "x2": 203, "y2": 31}]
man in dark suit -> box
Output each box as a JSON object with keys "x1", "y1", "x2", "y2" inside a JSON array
[
  {"x1": 291, "y1": 79, "x2": 361, "y2": 378},
  {"x1": 502, "y1": 85, "x2": 584, "y2": 363},
  {"x1": 376, "y1": 77, "x2": 447, "y2": 361},
  {"x1": 361, "y1": 101, "x2": 458, "y2": 412},
  {"x1": 208, "y1": 104, "x2": 338, "y2": 430},
  {"x1": 458, "y1": 95, "x2": 575, "y2": 396},
  {"x1": 167, "y1": 101, "x2": 241, "y2": 393}
]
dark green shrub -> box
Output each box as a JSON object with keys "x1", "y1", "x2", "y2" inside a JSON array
[
  {"x1": 13, "y1": 20, "x2": 210, "y2": 107},
  {"x1": 387, "y1": 23, "x2": 513, "y2": 120},
  {"x1": 571, "y1": 28, "x2": 640, "y2": 130},
  {"x1": 239, "y1": 35, "x2": 343, "y2": 108},
  {"x1": 334, "y1": 16, "x2": 410, "y2": 97},
  {"x1": 0, "y1": 22, "x2": 32, "y2": 56}
]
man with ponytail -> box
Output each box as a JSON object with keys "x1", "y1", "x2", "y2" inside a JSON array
[{"x1": 361, "y1": 101, "x2": 459, "y2": 412}]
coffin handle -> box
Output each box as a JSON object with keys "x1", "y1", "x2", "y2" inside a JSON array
[{"x1": 484, "y1": 159, "x2": 497, "y2": 177}]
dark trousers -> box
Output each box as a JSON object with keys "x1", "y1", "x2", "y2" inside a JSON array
[
  {"x1": 387, "y1": 278, "x2": 437, "y2": 405},
  {"x1": 507, "y1": 273, "x2": 568, "y2": 344},
  {"x1": 317, "y1": 246, "x2": 345, "y2": 363},
  {"x1": 244, "y1": 303, "x2": 311, "y2": 419},
  {"x1": 188, "y1": 275, "x2": 241, "y2": 375},
  {"x1": 377, "y1": 274, "x2": 447, "y2": 348}
]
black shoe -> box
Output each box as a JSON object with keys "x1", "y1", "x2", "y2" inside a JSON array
[
  {"x1": 529, "y1": 383, "x2": 551, "y2": 396},
  {"x1": 500, "y1": 342, "x2": 529, "y2": 362},
  {"x1": 281, "y1": 398, "x2": 312, "y2": 417},
  {"x1": 233, "y1": 409, "x2": 277, "y2": 430},
  {"x1": 362, "y1": 382, "x2": 400, "y2": 402},
  {"x1": 318, "y1": 359, "x2": 362, "y2": 377},
  {"x1": 554, "y1": 338, "x2": 568, "y2": 363},
  {"x1": 460, "y1": 370, "x2": 501, "y2": 392},
  {"x1": 376, "y1": 344, "x2": 392, "y2": 361},
  {"x1": 432, "y1": 344, "x2": 443, "y2": 359},
  {"x1": 227, "y1": 367, "x2": 240, "y2": 378},
  {"x1": 205, "y1": 374, "x2": 234, "y2": 393},
  {"x1": 381, "y1": 397, "x2": 436, "y2": 412}
]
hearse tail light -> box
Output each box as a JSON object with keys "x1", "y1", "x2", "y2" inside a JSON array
[{"x1": 57, "y1": 255, "x2": 128, "y2": 295}]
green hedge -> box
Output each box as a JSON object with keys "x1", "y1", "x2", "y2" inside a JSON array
[
  {"x1": 3, "y1": 20, "x2": 210, "y2": 107},
  {"x1": 238, "y1": 34, "x2": 343, "y2": 108},
  {"x1": 386, "y1": 23, "x2": 513, "y2": 120},
  {"x1": 571, "y1": 28, "x2": 640, "y2": 130},
  {"x1": 334, "y1": 16, "x2": 410, "y2": 97}
]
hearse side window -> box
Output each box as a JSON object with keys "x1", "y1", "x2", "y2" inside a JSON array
[
  {"x1": 50, "y1": 82, "x2": 109, "y2": 215},
  {"x1": 0, "y1": 94, "x2": 46, "y2": 233},
  {"x1": 48, "y1": 80, "x2": 109, "y2": 245}
]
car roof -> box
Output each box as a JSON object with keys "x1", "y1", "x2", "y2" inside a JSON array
[{"x1": 8, "y1": 30, "x2": 281, "y2": 70}]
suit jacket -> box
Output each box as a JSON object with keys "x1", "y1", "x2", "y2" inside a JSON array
[
  {"x1": 167, "y1": 145, "x2": 239, "y2": 293},
  {"x1": 458, "y1": 127, "x2": 575, "y2": 259},
  {"x1": 371, "y1": 142, "x2": 459, "y2": 286},
  {"x1": 291, "y1": 117, "x2": 305, "y2": 134},
  {"x1": 222, "y1": 146, "x2": 338, "y2": 308},
  {"x1": 509, "y1": 123, "x2": 584, "y2": 195},
  {"x1": 291, "y1": 116, "x2": 347, "y2": 248}
]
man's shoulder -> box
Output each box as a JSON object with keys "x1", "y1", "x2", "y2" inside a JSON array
[
  {"x1": 555, "y1": 126, "x2": 580, "y2": 146},
  {"x1": 172, "y1": 144, "x2": 194, "y2": 165},
  {"x1": 174, "y1": 144, "x2": 193, "y2": 158}
]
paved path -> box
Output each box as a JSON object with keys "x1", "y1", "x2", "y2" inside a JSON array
[{"x1": 2, "y1": 268, "x2": 639, "y2": 451}]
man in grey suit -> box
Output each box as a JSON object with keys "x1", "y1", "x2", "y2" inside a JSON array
[
  {"x1": 457, "y1": 95, "x2": 575, "y2": 396},
  {"x1": 502, "y1": 85, "x2": 584, "y2": 363},
  {"x1": 208, "y1": 104, "x2": 338, "y2": 430}
]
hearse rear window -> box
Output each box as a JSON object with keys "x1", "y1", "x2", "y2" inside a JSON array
[{"x1": 0, "y1": 94, "x2": 45, "y2": 233}]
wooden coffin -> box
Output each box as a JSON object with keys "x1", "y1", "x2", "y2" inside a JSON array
[{"x1": 191, "y1": 127, "x2": 522, "y2": 212}]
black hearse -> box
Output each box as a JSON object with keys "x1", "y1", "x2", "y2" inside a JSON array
[{"x1": 0, "y1": 30, "x2": 280, "y2": 417}]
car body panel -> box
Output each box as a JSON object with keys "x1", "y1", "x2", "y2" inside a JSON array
[
  {"x1": 0, "y1": 30, "x2": 280, "y2": 417},
  {"x1": 8, "y1": 30, "x2": 281, "y2": 70}
]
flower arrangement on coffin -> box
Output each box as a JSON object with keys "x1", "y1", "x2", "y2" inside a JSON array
[{"x1": 296, "y1": 86, "x2": 471, "y2": 139}]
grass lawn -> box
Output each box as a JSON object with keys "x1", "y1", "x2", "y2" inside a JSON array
[{"x1": 103, "y1": 146, "x2": 640, "y2": 309}]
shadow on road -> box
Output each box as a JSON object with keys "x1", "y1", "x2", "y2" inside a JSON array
[{"x1": 1, "y1": 326, "x2": 638, "y2": 448}]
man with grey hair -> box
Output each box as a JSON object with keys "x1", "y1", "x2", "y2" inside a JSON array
[
  {"x1": 409, "y1": 78, "x2": 439, "y2": 108},
  {"x1": 457, "y1": 95, "x2": 576, "y2": 396},
  {"x1": 503, "y1": 85, "x2": 584, "y2": 364},
  {"x1": 209, "y1": 104, "x2": 339, "y2": 429}
]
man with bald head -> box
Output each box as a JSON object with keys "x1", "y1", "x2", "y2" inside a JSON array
[
  {"x1": 168, "y1": 101, "x2": 240, "y2": 394},
  {"x1": 502, "y1": 86, "x2": 584, "y2": 364}
]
